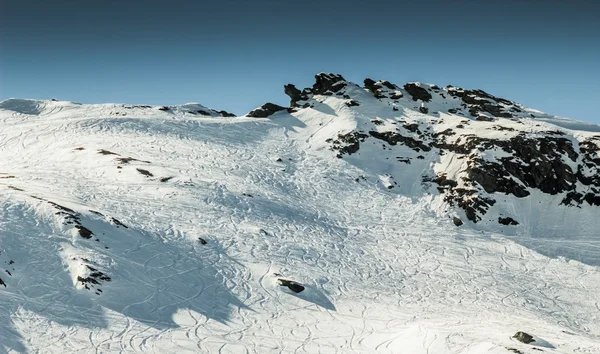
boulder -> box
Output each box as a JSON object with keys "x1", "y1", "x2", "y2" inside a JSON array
[
  {"x1": 278, "y1": 279, "x2": 305, "y2": 293},
  {"x1": 513, "y1": 331, "x2": 535, "y2": 344},
  {"x1": 453, "y1": 217, "x2": 463, "y2": 226}
]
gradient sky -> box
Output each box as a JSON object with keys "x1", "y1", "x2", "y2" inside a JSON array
[{"x1": 1, "y1": 0, "x2": 598, "y2": 122}]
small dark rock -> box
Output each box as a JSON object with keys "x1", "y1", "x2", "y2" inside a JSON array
[
  {"x1": 198, "y1": 237, "x2": 207, "y2": 245},
  {"x1": 136, "y1": 168, "x2": 153, "y2": 177},
  {"x1": 278, "y1": 279, "x2": 305, "y2": 293},
  {"x1": 513, "y1": 331, "x2": 535, "y2": 344},
  {"x1": 453, "y1": 217, "x2": 464, "y2": 227}
]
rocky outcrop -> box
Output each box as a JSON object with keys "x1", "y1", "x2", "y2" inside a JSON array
[
  {"x1": 247, "y1": 103, "x2": 287, "y2": 118},
  {"x1": 364, "y1": 79, "x2": 402, "y2": 99},
  {"x1": 447, "y1": 86, "x2": 514, "y2": 118},
  {"x1": 284, "y1": 84, "x2": 306, "y2": 107},
  {"x1": 403, "y1": 83, "x2": 432, "y2": 102},
  {"x1": 311, "y1": 73, "x2": 347, "y2": 96}
]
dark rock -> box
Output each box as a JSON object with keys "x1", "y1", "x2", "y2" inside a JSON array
[
  {"x1": 498, "y1": 217, "x2": 519, "y2": 226},
  {"x1": 453, "y1": 217, "x2": 463, "y2": 226},
  {"x1": 136, "y1": 168, "x2": 153, "y2": 177},
  {"x1": 278, "y1": 279, "x2": 305, "y2": 293},
  {"x1": 346, "y1": 99, "x2": 360, "y2": 107},
  {"x1": 312, "y1": 73, "x2": 347, "y2": 95},
  {"x1": 364, "y1": 78, "x2": 400, "y2": 99},
  {"x1": 419, "y1": 106, "x2": 429, "y2": 114},
  {"x1": 247, "y1": 103, "x2": 287, "y2": 118},
  {"x1": 98, "y1": 149, "x2": 119, "y2": 156},
  {"x1": 476, "y1": 116, "x2": 495, "y2": 122},
  {"x1": 158, "y1": 106, "x2": 170, "y2": 111},
  {"x1": 75, "y1": 225, "x2": 93, "y2": 239},
  {"x1": 284, "y1": 84, "x2": 304, "y2": 107},
  {"x1": 513, "y1": 331, "x2": 535, "y2": 344},
  {"x1": 110, "y1": 217, "x2": 128, "y2": 228},
  {"x1": 218, "y1": 110, "x2": 236, "y2": 117},
  {"x1": 369, "y1": 131, "x2": 431, "y2": 152},
  {"x1": 198, "y1": 237, "x2": 207, "y2": 245},
  {"x1": 403, "y1": 83, "x2": 432, "y2": 102},
  {"x1": 159, "y1": 176, "x2": 174, "y2": 182},
  {"x1": 331, "y1": 132, "x2": 369, "y2": 157}
]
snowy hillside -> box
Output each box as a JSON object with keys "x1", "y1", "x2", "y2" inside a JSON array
[{"x1": 1, "y1": 74, "x2": 600, "y2": 353}]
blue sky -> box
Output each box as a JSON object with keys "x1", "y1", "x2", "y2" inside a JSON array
[{"x1": 1, "y1": 0, "x2": 598, "y2": 122}]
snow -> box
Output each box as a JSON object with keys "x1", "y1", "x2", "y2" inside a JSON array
[{"x1": 0, "y1": 93, "x2": 600, "y2": 353}]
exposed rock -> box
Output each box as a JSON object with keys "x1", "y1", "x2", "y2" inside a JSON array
[
  {"x1": 369, "y1": 131, "x2": 432, "y2": 152},
  {"x1": 75, "y1": 225, "x2": 93, "y2": 239},
  {"x1": 403, "y1": 83, "x2": 432, "y2": 102},
  {"x1": 247, "y1": 103, "x2": 287, "y2": 118},
  {"x1": 278, "y1": 279, "x2": 305, "y2": 293},
  {"x1": 331, "y1": 132, "x2": 369, "y2": 157},
  {"x1": 312, "y1": 73, "x2": 347, "y2": 96},
  {"x1": 136, "y1": 168, "x2": 153, "y2": 177},
  {"x1": 364, "y1": 78, "x2": 400, "y2": 99},
  {"x1": 498, "y1": 217, "x2": 519, "y2": 226},
  {"x1": 218, "y1": 110, "x2": 236, "y2": 117},
  {"x1": 284, "y1": 84, "x2": 304, "y2": 107},
  {"x1": 513, "y1": 331, "x2": 535, "y2": 344},
  {"x1": 453, "y1": 217, "x2": 463, "y2": 226}
]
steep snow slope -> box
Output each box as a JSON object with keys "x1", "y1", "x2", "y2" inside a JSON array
[{"x1": 1, "y1": 79, "x2": 600, "y2": 354}]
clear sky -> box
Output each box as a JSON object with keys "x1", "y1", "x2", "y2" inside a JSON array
[{"x1": 1, "y1": 0, "x2": 598, "y2": 122}]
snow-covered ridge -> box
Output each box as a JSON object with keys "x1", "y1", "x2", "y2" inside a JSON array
[
  {"x1": 0, "y1": 98, "x2": 236, "y2": 118},
  {"x1": 1, "y1": 74, "x2": 600, "y2": 353}
]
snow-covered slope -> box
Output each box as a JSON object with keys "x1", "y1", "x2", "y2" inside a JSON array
[{"x1": 1, "y1": 76, "x2": 600, "y2": 353}]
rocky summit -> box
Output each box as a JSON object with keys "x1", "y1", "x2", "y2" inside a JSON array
[
  {"x1": 279, "y1": 73, "x2": 600, "y2": 230},
  {"x1": 1, "y1": 74, "x2": 600, "y2": 353}
]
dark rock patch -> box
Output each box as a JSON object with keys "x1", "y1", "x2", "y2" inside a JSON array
[
  {"x1": 218, "y1": 110, "x2": 236, "y2": 117},
  {"x1": 98, "y1": 149, "x2": 119, "y2": 156},
  {"x1": 331, "y1": 132, "x2": 369, "y2": 157},
  {"x1": 312, "y1": 73, "x2": 347, "y2": 96},
  {"x1": 345, "y1": 99, "x2": 360, "y2": 107},
  {"x1": 369, "y1": 131, "x2": 431, "y2": 152},
  {"x1": 247, "y1": 103, "x2": 287, "y2": 118},
  {"x1": 513, "y1": 331, "x2": 535, "y2": 344},
  {"x1": 403, "y1": 83, "x2": 432, "y2": 102},
  {"x1": 110, "y1": 217, "x2": 128, "y2": 228},
  {"x1": 75, "y1": 225, "x2": 94, "y2": 239},
  {"x1": 116, "y1": 157, "x2": 151, "y2": 164},
  {"x1": 198, "y1": 237, "x2": 207, "y2": 245},
  {"x1": 278, "y1": 279, "x2": 305, "y2": 293},
  {"x1": 499, "y1": 217, "x2": 519, "y2": 226},
  {"x1": 160, "y1": 176, "x2": 174, "y2": 183},
  {"x1": 136, "y1": 168, "x2": 153, "y2": 177},
  {"x1": 453, "y1": 217, "x2": 463, "y2": 227}
]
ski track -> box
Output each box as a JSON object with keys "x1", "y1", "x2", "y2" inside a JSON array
[{"x1": 0, "y1": 102, "x2": 599, "y2": 353}]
